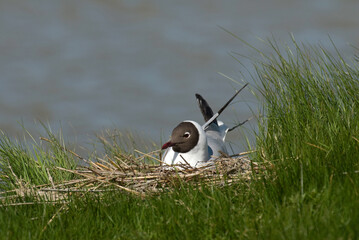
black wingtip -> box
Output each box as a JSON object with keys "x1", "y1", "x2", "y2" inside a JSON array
[
  {"x1": 217, "y1": 83, "x2": 249, "y2": 115},
  {"x1": 195, "y1": 93, "x2": 217, "y2": 125},
  {"x1": 201, "y1": 83, "x2": 249, "y2": 130},
  {"x1": 195, "y1": 94, "x2": 205, "y2": 104}
]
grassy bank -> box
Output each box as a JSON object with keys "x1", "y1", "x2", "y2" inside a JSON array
[{"x1": 1, "y1": 37, "x2": 359, "y2": 239}]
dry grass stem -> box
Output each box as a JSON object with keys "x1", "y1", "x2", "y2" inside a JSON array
[{"x1": 2, "y1": 150, "x2": 263, "y2": 202}]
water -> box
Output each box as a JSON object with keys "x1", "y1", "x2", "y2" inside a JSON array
[{"x1": 1, "y1": 0, "x2": 359, "y2": 152}]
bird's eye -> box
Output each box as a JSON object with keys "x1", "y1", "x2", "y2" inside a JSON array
[{"x1": 183, "y1": 132, "x2": 190, "y2": 138}]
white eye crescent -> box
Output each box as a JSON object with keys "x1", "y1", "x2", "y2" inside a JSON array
[{"x1": 183, "y1": 132, "x2": 191, "y2": 138}]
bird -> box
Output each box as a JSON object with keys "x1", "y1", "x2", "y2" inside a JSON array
[{"x1": 161, "y1": 83, "x2": 248, "y2": 168}]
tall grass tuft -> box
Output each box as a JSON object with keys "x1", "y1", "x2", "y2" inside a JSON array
[
  {"x1": 0, "y1": 127, "x2": 78, "y2": 192},
  {"x1": 252, "y1": 36, "x2": 359, "y2": 200}
]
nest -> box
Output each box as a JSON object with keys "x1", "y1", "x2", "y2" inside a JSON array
[{"x1": 2, "y1": 150, "x2": 261, "y2": 204}]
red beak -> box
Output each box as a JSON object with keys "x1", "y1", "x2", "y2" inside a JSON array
[{"x1": 161, "y1": 141, "x2": 174, "y2": 150}]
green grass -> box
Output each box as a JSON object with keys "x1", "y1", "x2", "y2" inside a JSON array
[
  {"x1": 1, "y1": 181, "x2": 358, "y2": 239},
  {"x1": 0, "y1": 127, "x2": 77, "y2": 191},
  {"x1": 253, "y1": 36, "x2": 359, "y2": 200},
  {"x1": 1, "y1": 37, "x2": 359, "y2": 239}
]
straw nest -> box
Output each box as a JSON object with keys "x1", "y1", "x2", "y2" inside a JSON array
[{"x1": 3, "y1": 150, "x2": 262, "y2": 203}]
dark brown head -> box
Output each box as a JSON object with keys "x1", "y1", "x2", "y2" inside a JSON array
[{"x1": 161, "y1": 121, "x2": 200, "y2": 153}]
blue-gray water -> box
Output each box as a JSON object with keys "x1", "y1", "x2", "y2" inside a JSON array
[{"x1": 1, "y1": 0, "x2": 359, "y2": 152}]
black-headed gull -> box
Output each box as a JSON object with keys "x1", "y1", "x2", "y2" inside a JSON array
[{"x1": 161, "y1": 83, "x2": 248, "y2": 168}]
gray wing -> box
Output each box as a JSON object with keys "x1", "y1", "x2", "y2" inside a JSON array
[{"x1": 206, "y1": 129, "x2": 227, "y2": 158}]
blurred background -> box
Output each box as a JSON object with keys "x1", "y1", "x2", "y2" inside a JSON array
[{"x1": 1, "y1": 0, "x2": 359, "y2": 152}]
